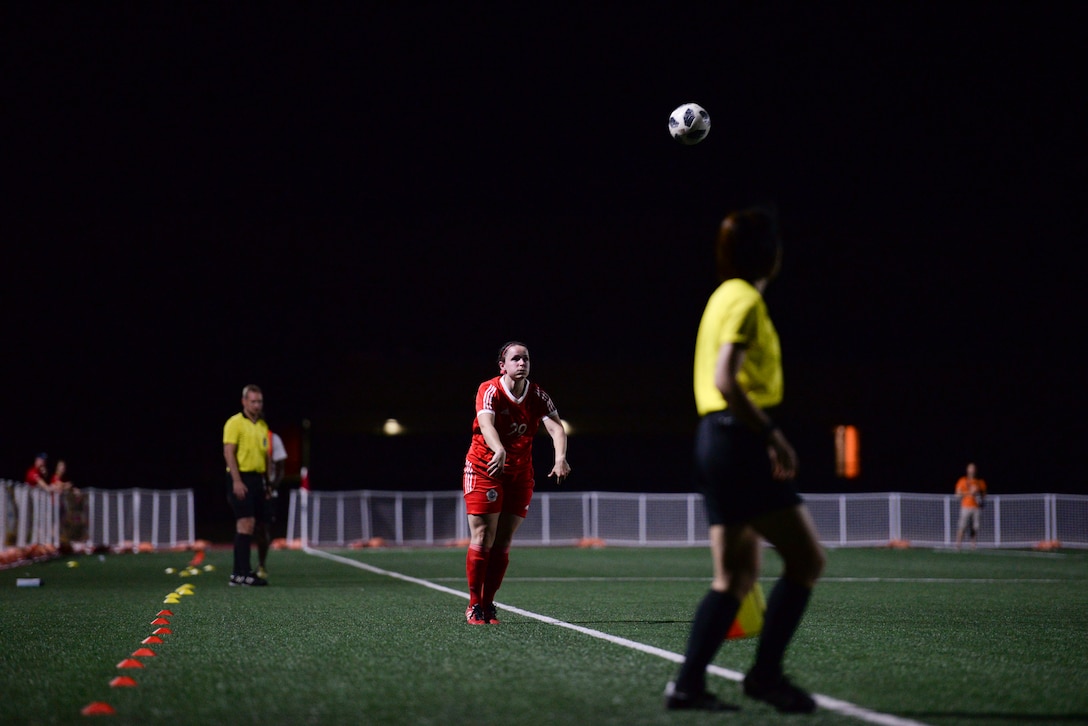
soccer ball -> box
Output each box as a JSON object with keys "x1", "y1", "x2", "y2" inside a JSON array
[{"x1": 668, "y1": 103, "x2": 711, "y2": 145}]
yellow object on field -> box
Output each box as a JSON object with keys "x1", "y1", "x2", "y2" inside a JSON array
[{"x1": 726, "y1": 581, "x2": 766, "y2": 640}]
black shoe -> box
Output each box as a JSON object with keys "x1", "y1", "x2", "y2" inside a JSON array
[
  {"x1": 482, "y1": 603, "x2": 500, "y2": 624},
  {"x1": 743, "y1": 672, "x2": 816, "y2": 713},
  {"x1": 663, "y1": 681, "x2": 739, "y2": 712},
  {"x1": 229, "y1": 571, "x2": 269, "y2": 587}
]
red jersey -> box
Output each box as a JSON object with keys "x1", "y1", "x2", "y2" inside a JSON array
[
  {"x1": 25, "y1": 465, "x2": 48, "y2": 487},
  {"x1": 465, "y1": 376, "x2": 558, "y2": 474}
]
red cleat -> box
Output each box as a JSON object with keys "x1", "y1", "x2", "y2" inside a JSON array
[
  {"x1": 465, "y1": 604, "x2": 487, "y2": 625},
  {"x1": 483, "y1": 603, "x2": 500, "y2": 624}
]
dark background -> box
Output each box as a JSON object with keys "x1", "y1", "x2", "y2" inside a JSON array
[{"x1": 4, "y1": 3, "x2": 1085, "y2": 538}]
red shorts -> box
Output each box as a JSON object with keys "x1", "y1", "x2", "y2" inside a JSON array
[{"x1": 462, "y1": 459, "x2": 535, "y2": 516}]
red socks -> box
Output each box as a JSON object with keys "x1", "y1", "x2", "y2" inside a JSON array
[
  {"x1": 466, "y1": 544, "x2": 511, "y2": 606},
  {"x1": 483, "y1": 547, "x2": 510, "y2": 604},
  {"x1": 466, "y1": 544, "x2": 489, "y2": 606}
]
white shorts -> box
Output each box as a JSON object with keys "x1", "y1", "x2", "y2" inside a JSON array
[{"x1": 957, "y1": 507, "x2": 981, "y2": 534}]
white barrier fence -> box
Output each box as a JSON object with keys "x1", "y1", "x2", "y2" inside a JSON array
[
  {"x1": 7, "y1": 481, "x2": 1083, "y2": 552},
  {"x1": 2, "y1": 481, "x2": 195, "y2": 551},
  {"x1": 286, "y1": 489, "x2": 1088, "y2": 549}
]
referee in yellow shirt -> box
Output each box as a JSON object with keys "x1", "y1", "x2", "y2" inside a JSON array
[
  {"x1": 223, "y1": 384, "x2": 270, "y2": 586},
  {"x1": 665, "y1": 208, "x2": 824, "y2": 713}
]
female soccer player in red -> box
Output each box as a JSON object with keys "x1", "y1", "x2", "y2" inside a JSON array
[
  {"x1": 462, "y1": 341, "x2": 570, "y2": 624},
  {"x1": 665, "y1": 208, "x2": 825, "y2": 713}
]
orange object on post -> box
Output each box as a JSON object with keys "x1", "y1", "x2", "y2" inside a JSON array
[{"x1": 834, "y1": 425, "x2": 861, "y2": 479}]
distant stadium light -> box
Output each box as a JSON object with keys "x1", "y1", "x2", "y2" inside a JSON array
[
  {"x1": 561, "y1": 419, "x2": 574, "y2": 435},
  {"x1": 382, "y1": 418, "x2": 405, "y2": 436},
  {"x1": 834, "y1": 425, "x2": 860, "y2": 478}
]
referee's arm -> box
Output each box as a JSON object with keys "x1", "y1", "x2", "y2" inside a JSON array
[{"x1": 224, "y1": 443, "x2": 247, "y2": 498}]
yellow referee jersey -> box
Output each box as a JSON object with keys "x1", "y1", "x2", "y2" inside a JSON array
[
  {"x1": 223, "y1": 412, "x2": 269, "y2": 473},
  {"x1": 693, "y1": 278, "x2": 783, "y2": 416}
]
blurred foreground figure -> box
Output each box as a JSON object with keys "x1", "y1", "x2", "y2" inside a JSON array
[{"x1": 666, "y1": 209, "x2": 825, "y2": 714}]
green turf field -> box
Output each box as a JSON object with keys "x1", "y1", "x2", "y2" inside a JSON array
[{"x1": 2, "y1": 546, "x2": 1086, "y2": 725}]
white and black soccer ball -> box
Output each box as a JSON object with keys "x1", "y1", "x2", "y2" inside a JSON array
[{"x1": 668, "y1": 103, "x2": 711, "y2": 145}]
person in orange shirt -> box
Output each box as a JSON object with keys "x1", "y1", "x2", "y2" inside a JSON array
[{"x1": 955, "y1": 463, "x2": 987, "y2": 550}]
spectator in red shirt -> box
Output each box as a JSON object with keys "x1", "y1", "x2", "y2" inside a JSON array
[
  {"x1": 25, "y1": 453, "x2": 50, "y2": 489},
  {"x1": 50, "y1": 459, "x2": 71, "y2": 488}
]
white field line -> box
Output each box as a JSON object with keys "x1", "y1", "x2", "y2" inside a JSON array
[
  {"x1": 816, "y1": 577, "x2": 1070, "y2": 583},
  {"x1": 425, "y1": 576, "x2": 1071, "y2": 584},
  {"x1": 305, "y1": 546, "x2": 932, "y2": 726}
]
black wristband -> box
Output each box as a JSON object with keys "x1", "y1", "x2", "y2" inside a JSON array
[{"x1": 760, "y1": 419, "x2": 777, "y2": 441}]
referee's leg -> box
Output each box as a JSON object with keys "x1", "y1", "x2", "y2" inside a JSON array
[{"x1": 227, "y1": 473, "x2": 262, "y2": 583}]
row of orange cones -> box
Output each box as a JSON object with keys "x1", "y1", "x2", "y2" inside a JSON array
[
  {"x1": 79, "y1": 617, "x2": 175, "y2": 715},
  {"x1": 80, "y1": 551, "x2": 200, "y2": 716},
  {"x1": 884, "y1": 539, "x2": 1065, "y2": 550},
  {"x1": 0, "y1": 542, "x2": 58, "y2": 568}
]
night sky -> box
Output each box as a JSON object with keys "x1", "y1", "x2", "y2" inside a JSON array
[{"x1": 4, "y1": 4, "x2": 1086, "y2": 532}]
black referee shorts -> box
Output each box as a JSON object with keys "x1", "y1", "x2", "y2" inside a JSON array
[
  {"x1": 226, "y1": 472, "x2": 267, "y2": 522},
  {"x1": 694, "y1": 410, "x2": 802, "y2": 526}
]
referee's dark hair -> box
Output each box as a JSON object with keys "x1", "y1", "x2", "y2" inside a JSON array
[{"x1": 715, "y1": 207, "x2": 782, "y2": 283}]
